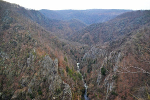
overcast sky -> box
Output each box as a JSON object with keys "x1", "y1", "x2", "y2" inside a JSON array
[{"x1": 4, "y1": 0, "x2": 150, "y2": 10}]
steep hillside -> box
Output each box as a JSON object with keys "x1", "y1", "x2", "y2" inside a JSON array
[
  {"x1": 70, "y1": 10, "x2": 150, "y2": 46},
  {"x1": 79, "y1": 11, "x2": 150, "y2": 100},
  {"x1": 1, "y1": 0, "x2": 150, "y2": 100},
  {"x1": 2, "y1": 2, "x2": 86, "y2": 39},
  {"x1": 40, "y1": 9, "x2": 131, "y2": 25},
  {"x1": 0, "y1": 1, "x2": 87, "y2": 100}
]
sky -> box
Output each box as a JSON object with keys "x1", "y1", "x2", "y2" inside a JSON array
[{"x1": 3, "y1": 0, "x2": 150, "y2": 10}]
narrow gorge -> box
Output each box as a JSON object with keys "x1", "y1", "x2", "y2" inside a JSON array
[
  {"x1": 0, "y1": 0, "x2": 150, "y2": 100},
  {"x1": 77, "y1": 63, "x2": 89, "y2": 100}
]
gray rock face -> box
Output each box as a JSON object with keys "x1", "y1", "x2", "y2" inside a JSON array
[
  {"x1": 104, "y1": 74, "x2": 115, "y2": 99},
  {"x1": 62, "y1": 81, "x2": 72, "y2": 100},
  {"x1": 0, "y1": 51, "x2": 9, "y2": 60},
  {"x1": 83, "y1": 46, "x2": 107, "y2": 59},
  {"x1": 97, "y1": 51, "x2": 122, "y2": 99},
  {"x1": 83, "y1": 45, "x2": 123, "y2": 99},
  {"x1": 11, "y1": 55, "x2": 72, "y2": 100}
]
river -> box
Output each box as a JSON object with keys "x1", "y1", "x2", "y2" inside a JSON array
[
  {"x1": 84, "y1": 83, "x2": 89, "y2": 100},
  {"x1": 77, "y1": 63, "x2": 89, "y2": 100}
]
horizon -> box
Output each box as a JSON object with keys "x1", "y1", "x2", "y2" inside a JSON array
[
  {"x1": 3, "y1": 0, "x2": 150, "y2": 10},
  {"x1": 39, "y1": 8, "x2": 134, "y2": 11}
]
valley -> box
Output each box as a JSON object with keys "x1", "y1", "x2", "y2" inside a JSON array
[{"x1": 0, "y1": 0, "x2": 150, "y2": 100}]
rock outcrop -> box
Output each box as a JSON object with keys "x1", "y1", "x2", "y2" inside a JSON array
[
  {"x1": 81, "y1": 45, "x2": 123, "y2": 99},
  {"x1": 10, "y1": 55, "x2": 72, "y2": 100}
]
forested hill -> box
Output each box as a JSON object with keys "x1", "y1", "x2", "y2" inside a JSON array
[
  {"x1": 39, "y1": 9, "x2": 131, "y2": 25},
  {"x1": 0, "y1": 1, "x2": 87, "y2": 99},
  {"x1": 69, "y1": 10, "x2": 150, "y2": 45},
  {"x1": 77, "y1": 10, "x2": 150, "y2": 100},
  {"x1": 1, "y1": 0, "x2": 150, "y2": 100},
  {"x1": 0, "y1": 1, "x2": 86, "y2": 39}
]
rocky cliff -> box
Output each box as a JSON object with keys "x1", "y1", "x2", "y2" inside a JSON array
[
  {"x1": 1, "y1": 1, "x2": 150, "y2": 100},
  {"x1": 80, "y1": 26, "x2": 150, "y2": 99},
  {"x1": 0, "y1": 1, "x2": 85, "y2": 99},
  {"x1": 0, "y1": 49, "x2": 72, "y2": 100}
]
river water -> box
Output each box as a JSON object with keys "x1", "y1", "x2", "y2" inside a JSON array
[
  {"x1": 84, "y1": 83, "x2": 89, "y2": 100},
  {"x1": 77, "y1": 63, "x2": 89, "y2": 100}
]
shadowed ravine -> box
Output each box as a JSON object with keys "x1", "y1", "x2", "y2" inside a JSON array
[
  {"x1": 77, "y1": 63, "x2": 89, "y2": 100},
  {"x1": 84, "y1": 83, "x2": 89, "y2": 100}
]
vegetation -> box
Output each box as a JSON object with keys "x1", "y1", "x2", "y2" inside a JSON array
[
  {"x1": 40, "y1": 9, "x2": 130, "y2": 25},
  {"x1": 101, "y1": 67, "x2": 106, "y2": 76},
  {"x1": 66, "y1": 66, "x2": 82, "y2": 81},
  {"x1": 0, "y1": 1, "x2": 84, "y2": 99},
  {"x1": 29, "y1": 93, "x2": 35, "y2": 99},
  {"x1": 55, "y1": 88, "x2": 61, "y2": 95},
  {"x1": 87, "y1": 59, "x2": 96, "y2": 73},
  {"x1": 111, "y1": 91, "x2": 118, "y2": 96},
  {"x1": 1, "y1": 1, "x2": 150, "y2": 100},
  {"x1": 38, "y1": 86, "x2": 42, "y2": 95},
  {"x1": 64, "y1": 56, "x2": 68, "y2": 62}
]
